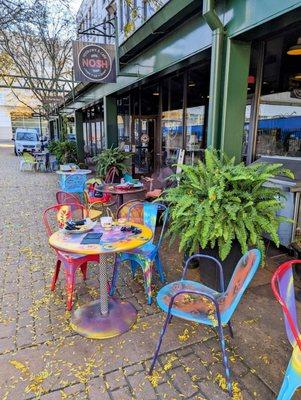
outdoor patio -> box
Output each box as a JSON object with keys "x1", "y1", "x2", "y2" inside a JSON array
[{"x1": 0, "y1": 140, "x2": 300, "y2": 400}]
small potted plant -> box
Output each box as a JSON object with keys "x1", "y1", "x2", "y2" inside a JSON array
[
  {"x1": 48, "y1": 140, "x2": 78, "y2": 167},
  {"x1": 164, "y1": 148, "x2": 293, "y2": 286},
  {"x1": 93, "y1": 147, "x2": 132, "y2": 181}
]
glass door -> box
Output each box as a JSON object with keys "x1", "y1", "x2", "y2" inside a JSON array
[{"x1": 132, "y1": 116, "x2": 156, "y2": 176}]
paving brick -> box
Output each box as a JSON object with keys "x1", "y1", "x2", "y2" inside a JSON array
[
  {"x1": 111, "y1": 387, "x2": 133, "y2": 400},
  {"x1": 87, "y1": 377, "x2": 111, "y2": 400},
  {"x1": 128, "y1": 370, "x2": 157, "y2": 399},
  {"x1": 0, "y1": 337, "x2": 15, "y2": 353},
  {"x1": 106, "y1": 369, "x2": 127, "y2": 390},
  {"x1": 171, "y1": 366, "x2": 199, "y2": 397}
]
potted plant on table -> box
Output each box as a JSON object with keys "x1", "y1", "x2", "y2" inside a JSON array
[
  {"x1": 164, "y1": 148, "x2": 293, "y2": 287},
  {"x1": 48, "y1": 140, "x2": 78, "y2": 166},
  {"x1": 93, "y1": 147, "x2": 132, "y2": 181}
]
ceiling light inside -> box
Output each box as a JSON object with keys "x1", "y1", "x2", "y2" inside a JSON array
[{"x1": 287, "y1": 37, "x2": 301, "y2": 55}]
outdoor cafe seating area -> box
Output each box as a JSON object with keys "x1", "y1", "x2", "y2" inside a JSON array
[{"x1": 34, "y1": 158, "x2": 301, "y2": 399}]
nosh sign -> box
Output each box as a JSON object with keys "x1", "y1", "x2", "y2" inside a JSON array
[{"x1": 73, "y1": 41, "x2": 116, "y2": 83}]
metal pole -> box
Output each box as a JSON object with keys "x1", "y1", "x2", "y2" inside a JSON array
[
  {"x1": 114, "y1": 11, "x2": 120, "y2": 76},
  {"x1": 246, "y1": 42, "x2": 265, "y2": 164}
]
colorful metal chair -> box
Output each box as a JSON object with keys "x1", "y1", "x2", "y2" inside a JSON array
[
  {"x1": 150, "y1": 249, "x2": 261, "y2": 395},
  {"x1": 271, "y1": 259, "x2": 301, "y2": 400},
  {"x1": 110, "y1": 202, "x2": 169, "y2": 304},
  {"x1": 116, "y1": 199, "x2": 144, "y2": 222},
  {"x1": 56, "y1": 191, "x2": 113, "y2": 221},
  {"x1": 43, "y1": 203, "x2": 100, "y2": 310}
]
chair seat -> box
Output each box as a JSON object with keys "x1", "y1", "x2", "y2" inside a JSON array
[
  {"x1": 157, "y1": 280, "x2": 226, "y2": 326},
  {"x1": 58, "y1": 251, "x2": 99, "y2": 263},
  {"x1": 58, "y1": 251, "x2": 88, "y2": 260},
  {"x1": 88, "y1": 209, "x2": 102, "y2": 221}
]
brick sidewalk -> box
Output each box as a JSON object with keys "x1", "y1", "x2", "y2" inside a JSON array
[{"x1": 0, "y1": 143, "x2": 300, "y2": 400}]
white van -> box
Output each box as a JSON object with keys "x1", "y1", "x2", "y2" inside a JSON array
[{"x1": 13, "y1": 129, "x2": 41, "y2": 155}]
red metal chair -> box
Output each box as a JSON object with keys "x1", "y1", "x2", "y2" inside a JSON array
[
  {"x1": 271, "y1": 259, "x2": 301, "y2": 400},
  {"x1": 43, "y1": 203, "x2": 99, "y2": 310}
]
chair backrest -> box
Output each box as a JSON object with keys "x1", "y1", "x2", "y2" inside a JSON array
[
  {"x1": 43, "y1": 203, "x2": 87, "y2": 237},
  {"x1": 271, "y1": 260, "x2": 301, "y2": 351},
  {"x1": 117, "y1": 200, "x2": 144, "y2": 223},
  {"x1": 219, "y1": 249, "x2": 261, "y2": 321},
  {"x1": 23, "y1": 152, "x2": 36, "y2": 163},
  {"x1": 56, "y1": 191, "x2": 81, "y2": 205},
  {"x1": 127, "y1": 202, "x2": 169, "y2": 247},
  {"x1": 105, "y1": 166, "x2": 118, "y2": 184}
]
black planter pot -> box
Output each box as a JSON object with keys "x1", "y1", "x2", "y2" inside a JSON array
[{"x1": 184, "y1": 240, "x2": 244, "y2": 291}]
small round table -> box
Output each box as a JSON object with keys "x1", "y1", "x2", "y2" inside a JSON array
[
  {"x1": 49, "y1": 222, "x2": 152, "y2": 339},
  {"x1": 102, "y1": 184, "x2": 146, "y2": 208}
]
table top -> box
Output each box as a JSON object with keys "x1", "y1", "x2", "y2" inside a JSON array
[
  {"x1": 49, "y1": 222, "x2": 152, "y2": 255},
  {"x1": 56, "y1": 169, "x2": 91, "y2": 175},
  {"x1": 102, "y1": 184, "x2": 146, "y2": 195}
]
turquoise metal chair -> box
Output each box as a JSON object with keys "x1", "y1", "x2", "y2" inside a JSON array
[
  {"x1": 110, "y1": 202, "x2": 169, "y2": 304},
  {"x1": 150, "y1": 249, "x2": 261, "y2": 396},
  {"x1": 272, "y1": 259, "x2": 301, "y2": 400}
]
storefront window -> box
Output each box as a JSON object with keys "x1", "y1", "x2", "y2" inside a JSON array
[
  {"x1": 185, "y1": 66, "x2": 209, "y2": 164},
  {"x1": 256, "y1": 95, "x2": 301, "y2": 157},
  {"x1": 117, "y1": 95, "x2": 131, "y2": 150},
  {"x1": 246, "y1": 30, "x2": 301, "y2": 161},
  {"x1": 162, "y1": 74, "x2": 184, "y2": 166}
]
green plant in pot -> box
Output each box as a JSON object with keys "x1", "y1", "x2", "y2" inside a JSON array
[
  {"x1": 93, "y1": 147, "x2": 132, "y2": 180},
  {"x1": 48, "y1": 140, "x2": 78, "y2": 165},
  {"x1": 164, "y1": 148, "x2": 293, "y2": 286}
]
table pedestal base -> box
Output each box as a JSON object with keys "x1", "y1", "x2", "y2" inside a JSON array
[{"x1": 70, "y1": 298, "x2": 137, "y2": 339}]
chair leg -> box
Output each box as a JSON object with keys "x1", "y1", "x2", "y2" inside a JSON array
[
  {"x1": 80, "y1": 262, "x2": 88, "y2": 280},
  {"x1": 50, "y1": 260, "x2": 61, "y2": 291},
  {"x1": 155, "y1": 254, "x2": 165, "y2": 283},
  {"x1": 216, "y1": 323, "x2": 232, "y2": 396},
  {"x1": 277, "y1": 356, "x2": 300, "y2": 400},
  {"x1": 110, "y1": 259, "x2": 120, "y2": 296},
  {"x1": 130, "y1": 260, "x2": 138, "y2": 278},
  {"x1": 228, "y1": 320, "x2": 234, "y2": 338},
  {"x1": 142, "y1": 261, "x2": 153, "y2": 305},
  {"x1": 64, "y1": 264, "x2": 76, "y2": 311},
  {"x1": 149, "y1": 310, "x2": 172, "y2": 374}
]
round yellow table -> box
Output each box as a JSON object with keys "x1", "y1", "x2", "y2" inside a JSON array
[{"x1": 49, "y1": 222, "x2": 152, "y2": 339}]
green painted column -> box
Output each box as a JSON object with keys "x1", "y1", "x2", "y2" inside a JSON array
[
  {"x1": 104, "y1": 95, "x2": 118, "y2": 148},
  {"x1": 220, "y1": 38, "x2": 251, "y2": 162},
  {"x1": 75, "y1": 110, "x2": 85, "y2": 164}
]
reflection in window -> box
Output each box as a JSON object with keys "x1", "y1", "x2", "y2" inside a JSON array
[
  {"x1": 256, "y1": 93, "x2": 301, "y2": 158},
  {"x1": 117, "y1": 96, "x2": 131, "y2": 149},
  {"x1": 162, "y1": 74, "x2": 184, "y2": 166},
  {"x1": 185, "y1": 106, "x2": 205, "y2": 164}
]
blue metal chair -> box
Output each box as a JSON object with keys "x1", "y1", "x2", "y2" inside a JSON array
[
  {"x1": 110, "y1": 202, "x2": 169, "y2": 304},
  {"x1": 149, "y1": 249, "x2": 261, "y2": 396}
]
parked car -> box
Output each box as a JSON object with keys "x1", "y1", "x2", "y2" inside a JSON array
[
  {"x1": 67, "y1": 133, "x2": 77, "y2": 142},
  {"x1": 13, "y1": 129, "x2": 42, "y2": 155}
]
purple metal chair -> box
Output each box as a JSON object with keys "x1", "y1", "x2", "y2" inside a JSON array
[{"x1": 149, "y1": 249, "x2": 261, "y2": 395}]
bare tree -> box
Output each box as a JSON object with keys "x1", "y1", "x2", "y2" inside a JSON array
[
  {"x1": 0, "y1": 0, "x2": 26, "y2": 27},
  {"x1": 0, "y1": 0, "x2": 76, "y2": 117}
]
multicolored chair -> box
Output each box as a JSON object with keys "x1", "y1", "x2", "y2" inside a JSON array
[
  {"x1": 56, "y1": 191, "x2": 113, "y2": 221},
  {"x1": 149, "y1": 249, "x2": 261, "y2": 395},
  {"x1": 116, "y1": 199, "x2": 144, "y2": 222},
  {"x1": 271, "y1": 259, "x2": 301, "y2": 400},
  {"x1": 43, "y1": 203, "x2": 100, "y2": 310},
  {"x1": 110, "y1": 202, "x2": 169, "y2": 304}
]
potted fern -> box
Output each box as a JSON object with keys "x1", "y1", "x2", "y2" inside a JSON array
[
  {"x1": 93, "y1": 147, "x2": 132, "y2": 180},
  {"x1": 164, "y1": 149, "x2": 293, "y2": 286}
]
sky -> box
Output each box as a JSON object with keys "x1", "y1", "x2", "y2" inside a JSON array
[{"x1": 70, "y1": 0, "x2": 82, "y2": 13}]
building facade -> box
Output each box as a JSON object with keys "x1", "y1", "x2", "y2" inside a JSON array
[{"x1": 59, "y1": 0, "x2": 301, "y2": 176}]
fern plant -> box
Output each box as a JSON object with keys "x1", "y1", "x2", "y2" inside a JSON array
[
  {"x1": 93, "y1": 147, "x2": 131, "y2": 179},
  {"x1": 163, "y1": 149, "x2": 294, "y2": 260}
]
